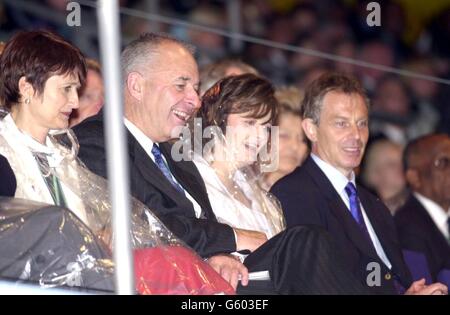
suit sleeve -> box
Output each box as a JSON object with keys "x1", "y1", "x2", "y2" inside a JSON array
[
  {"x1": 130, "y1": 168, "x2": 236, "y2": 257},
  {"x1": 270, "y1": 175, "x2": 324, "y2": 228},
  {"x1": 394, "y1": 213, "x2": 431, "y2": 262},
  {"x1": 74, "y1": 121, "x2": 109, "y2": 179}
]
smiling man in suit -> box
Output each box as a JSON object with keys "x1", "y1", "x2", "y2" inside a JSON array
[
  {"x1": 73, "y1": 33, "x2": 255, "y2": 284},
  {"x1": 271, "y1": 72, "x2": 447, "y2": 295},
  {"x1": 395, "y1": 134, "x2": 450, "y2": 282}
]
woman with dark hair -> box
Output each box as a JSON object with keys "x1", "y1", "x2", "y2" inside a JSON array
[
  {"x1": 193, "y1": 74, "x2": 285, "y2": 240},
  {"x1": 69, "y1": 58, "x2": 104, "y2": 127},
  {"x1": 0, "y1": 30, "x2": 233, "y2": 294},
  {"x1": 261, "y1": 86, "x2": 309, "y2": 190},
  {"x1": 0, "y1": 30, "x2": 89, "y2": 221}
]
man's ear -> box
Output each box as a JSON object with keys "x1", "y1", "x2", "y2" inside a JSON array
[
  {"x1": 302, "y1": 118, "x2": 318, "y2": 143},
  {"x1": 406, "y1": 169, "x2": 420, "y2": 190},
  {"x1": 126, "y1": 72, "x2": 144, "y2": 101},
  {"x1": 18, "y1": 76, "x2": 35, "y2": 101}
]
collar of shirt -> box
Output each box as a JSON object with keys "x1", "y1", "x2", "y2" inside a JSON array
[
  {"x1": 124, "y1": 118, "x2": 203, "y2": 219},
  {"x1": 4, "y1": 114, "x2": 64, "y2": 167},
  {"x1": 310, "y1": 153, "x2": 393, "y2": 269},
  {"x1": 124, "y1": 118, "x2": 158, "y2": 164},
  {"x1": 311, "y1": 153, "x2": 356, "y2": 201},
  {"x1": 414, "y1": 192, "x2": 450, "y2": 239}
]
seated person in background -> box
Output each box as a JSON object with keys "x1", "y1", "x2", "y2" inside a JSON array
[
  {"x1": 0, "y1": 30, "x2": 232, "y2": 295},
  {"x1": 395, "y1": 134, "x2": 450, "y2": 283},
  {"x1": 199, "y1": 58, "x2": 258, "y2": 97},
  {"x1": 261, "y1": 86, "x2": 309, "y2": 190},
  {"x1": 69, "y1": 58, "x2": 104, "y2": 127},
  {"x1": 361, "y1": 139, "x2": 408, "y2": 215},
  {"x1": 271, "y1": 72, "x2": 447, "y2": 295}
]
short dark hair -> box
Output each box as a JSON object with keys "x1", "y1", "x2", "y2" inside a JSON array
[
  {"x1": 0, "y1": 30, "x2": 86, "y2": 110},
  {"x1": 199, "y1": 73, "x2": 278, "y2": 134},
  {"x1": 301, "y1": 72, "x2": 369, "y2": 124},
  {"x1": 402, "y1": 133, "x2": 449, "y2": 173}
]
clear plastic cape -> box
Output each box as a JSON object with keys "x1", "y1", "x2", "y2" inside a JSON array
[
  {"x1": 0, "y1": 109, "x2": 234, "y2": 294},
  {"x1": 178, "y1": 117, "x2": 286, "y2": 240}
]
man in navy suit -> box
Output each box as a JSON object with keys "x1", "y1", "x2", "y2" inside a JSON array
[
  {"x1": 395, "y1": 134, "x2": 450, "y2": 282},
  {"x1": 271, "y1": 72, "x2": 447, "y2": 295}
]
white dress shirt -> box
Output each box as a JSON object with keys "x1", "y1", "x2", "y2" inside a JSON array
[
  {"x1": 0, "y1": 114, "x2": 88, "y2": 224},
  {"x1": 124, "y1": 118, "x2": 202, "y2": 218},
  {"x1": 414, "y1": 192, "x2": 450, "y2": 240},
  {"x1": 193, "y1": 154, "x2": 284, "y2": 239},
  {"x1": 311, "y1": 153, "x2": 392, "y2": 269}
]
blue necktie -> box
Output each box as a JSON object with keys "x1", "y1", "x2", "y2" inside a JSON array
[
  {"x1": 346, "y1": 182, "x2": 406, "y2": 294},
  {"x1": 151, "y1": 143, "x2": 185, "y2": 195},
  {"x1": 344, "y1": 182, "x2": 370, "y2": 239}
]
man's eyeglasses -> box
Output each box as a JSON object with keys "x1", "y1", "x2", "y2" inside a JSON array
[{"x1": 434, "y1": 156, "x2": 450, "y2": 170}]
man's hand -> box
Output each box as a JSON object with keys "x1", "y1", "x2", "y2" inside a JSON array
[
  {"x1": 206, "y1": 254, "x2": 249, "y2": 290},
  {"x1": 234, "y1": 228, "x2": 267, "y2": 252},
  {"x1": 405, "y1": 279, "x2": 448, "y2": 295}
]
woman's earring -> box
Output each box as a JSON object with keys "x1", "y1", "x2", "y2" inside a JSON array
[{"x1": 25, "y1": 98, "x2": 30, "y2": 104}]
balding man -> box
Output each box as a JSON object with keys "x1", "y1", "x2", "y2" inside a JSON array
[{"x1": 395, "y1": 134, "x2": 450, "y2": 282}]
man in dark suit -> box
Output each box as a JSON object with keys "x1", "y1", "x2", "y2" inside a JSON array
[
  {"x1": 0, "y1": 154, "x2": 16, "y2": 197},
  {"x1": 395, "y1": 134, "x2": 450, "y2": 281},
  {"x1": 271, "y1": 72, "x2": 447, "y2": 295},
  {"x1": 73, "y1": 33, "x2": 368, "y2": 294}
]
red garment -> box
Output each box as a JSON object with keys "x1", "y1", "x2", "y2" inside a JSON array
[{"x1": 134, "y1": 246, "x2": 235, "y2": 295}]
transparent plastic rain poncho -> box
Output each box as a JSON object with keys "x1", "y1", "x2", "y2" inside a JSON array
[
  {"x1": 176, "y1": 115, "x2": 285, "y2": 242},
  {"x1": 0, "y1": 110, "x2": 234, "y2": 294}
]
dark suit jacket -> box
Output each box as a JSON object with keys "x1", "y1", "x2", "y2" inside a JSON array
[
  {"x1": 271, "y1": 156, "x2": 412, "y2": 294},
  {"x1": 395, "y1": 194, "x2": 450, "y2": 281},
  {"x1": 0, "y1": 154, "x2": 16, "y2": 197},
  {"x1": 73, "y1": 113, "x2": 235, "y2": 257}
]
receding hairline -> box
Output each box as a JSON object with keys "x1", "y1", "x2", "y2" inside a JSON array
[
  {"x1": 120, "y1": 33, "x2": 196, "y2": 80},
  {"x1": 404, "y1": 134, "x2": 450, "y2": 171},
  {"x1": 122, "y1": 38, "x2": 196, "y2": 78},
  {"x1": 320, "y1": 90, "x2": 369, "y2": 116}
]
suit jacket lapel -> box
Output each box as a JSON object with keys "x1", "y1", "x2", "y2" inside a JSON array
[
  {"x1": 410, "y1": 196, "x2": 450, "y2": 248},
  {"x1": 160, "y1": 142, "x2": 215, "y2": 218},
  {"x1": 304, "y1": 157, "x2": 381, "y2": 261},
  {"x1": 358, "y1": 189, "x2": 404, "y2": 270},
  {"x1": 127, "y1": 132, "x2": 191, "y2": 207}
]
